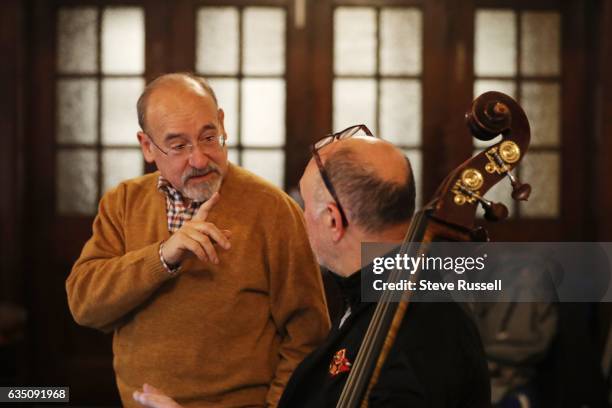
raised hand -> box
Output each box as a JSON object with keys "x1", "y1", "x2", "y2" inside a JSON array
[{"x1": 160, "y1": 192, "x2": 231, "y2": 266}]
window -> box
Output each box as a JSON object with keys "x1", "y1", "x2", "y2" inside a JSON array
[
  {"x1": 56, "y1": 6, "x2": 145, "y2": 215},
  {"x1": 474, "y1": 9, "x2": 561, "y2": 219},
  {"x1": 333, "y1": 6, "x2": 423, "y2": 205},
  {"x1": 196, "y1": 6, "x2": 287, "y2": 188}
]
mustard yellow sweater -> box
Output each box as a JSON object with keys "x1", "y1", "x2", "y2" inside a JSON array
[{"x1": 66, "y1": 164, "x2": 330, "y2": 407}]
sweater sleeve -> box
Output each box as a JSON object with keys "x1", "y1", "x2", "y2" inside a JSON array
[
  {"x1": 66, "y1": 184, "x2": 175, "y2": 332},
  {"x1": 265, "y1": 196, "x2": 331, "y2": 407}
]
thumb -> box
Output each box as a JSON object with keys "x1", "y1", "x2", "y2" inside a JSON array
[{"x1": 193, "y1": 192, "x2": 220, "y2": 221}]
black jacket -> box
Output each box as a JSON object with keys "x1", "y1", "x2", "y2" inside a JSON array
[{"x1": 278, "y1": 271, "x2": 491, "y2": 407}]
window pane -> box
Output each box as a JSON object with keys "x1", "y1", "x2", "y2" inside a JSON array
[
  {"x1": 521, "y1": 12, "x2": 561, "y2": 76},
  {"x1": 243, "y1": 7, "x2": 286, "y2": 75},
  {"x1": 520, "y1": 152, "x2": 560, "y2": 218},
  {"x1": 403, "y1": 149, "x2": 422, "y2": 208},
  {"x1": 334, "y1": 7, "x2": 376, "y2": 75},
  {"x1": 228, "y1": 148, "x2": 239, "y2": 165},
  {"x1": 334, "y1": 79, "x2": 376, "y2": 134},
  {"x1": 208, "y1": 78, "x2": 239, "y2": 147},
  {"x1": 102, "y1": 149, "x2": 143, "y2": 192},
  {"x1": 196, "y1": 7, "x2": 239, "y2": 75},
  {"x1": 101, "y1": 7, "x2": 144, "y2": 74},
  {"x1": 102, "y1": 78, "x2": 144, "y2": 146},
  {"x1": 57, "y1": 79, "x2": 98, "y2": 145},
  {"x1": 521, "y1": 82, "x2": 560, "y2": 147},
  {"x1": 241, "y1": 79, "x2": 285, "y2": 147},
  {"x1": 474, "y1": 79, "x2": 517, "y2": 99},
  {"x1": 474, "y1": 134, "x2": 504, "y2": 149},
  {"x1": 242, "y1": 149, "x2": 284, "y2": 188},
  {"x1": 473, "y1": 80, "x2": 516, "y2": 148},
  {"x1": 380, "y1": 8, "x2": 422, "y2": 75},
  {"x1": 474, "y1": 10, "x2": 516, "y2": 76},
  {"x1": 57, "y1": 149, "x2": 97, "y2": 215},
  {"x1": 57, "y1": 7, "x2": 98, "y2": 74},
  {"x1": 380, "y1": 79, "x2": 421, "y2": 146}
]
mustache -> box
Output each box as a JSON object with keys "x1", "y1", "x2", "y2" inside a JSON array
[{"x1": 182, "y1": 165, "x2": 221, "y2": 183}]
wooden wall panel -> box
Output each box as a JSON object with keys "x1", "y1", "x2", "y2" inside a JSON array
[
  {"x1": 0, "y1": 0, "x2": 25, "y2": 304},
  {"x1": 593, "y1": 0, "x2": 612, "y2": 242}
]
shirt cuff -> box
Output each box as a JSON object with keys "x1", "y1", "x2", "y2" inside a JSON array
[{"x1": 159, "y1": 242, "x2": 181, "y2": 275}]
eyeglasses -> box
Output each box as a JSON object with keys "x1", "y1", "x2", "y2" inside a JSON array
[
  {"x1": 311, "y1": 124, "x2": 375, "y2": 227},
  {"x1": 148, "y1": 133, "x2": 226, "y2": 158}
]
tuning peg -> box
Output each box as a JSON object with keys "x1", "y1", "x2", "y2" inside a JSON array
[
  {"x1": 506, "y1": 172, "x2": 531, "y2": 201},
  {"x1": 482, "y1": 200, "x2": 509, "y2": 222},
  {"x1": 489, "y1": 149, "x2": 531, "y2": 201},
  {"x1": 457, "y1": 185, "x2": 509, "y2": 222}
]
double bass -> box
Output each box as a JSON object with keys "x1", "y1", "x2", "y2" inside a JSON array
[{"x1": 336, "y1": 91, "x2": 532, "y2": 408}]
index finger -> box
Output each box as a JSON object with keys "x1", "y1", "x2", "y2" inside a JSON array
[{"x1": 193, "y1": 192, "x2": 220, "y2": 221}]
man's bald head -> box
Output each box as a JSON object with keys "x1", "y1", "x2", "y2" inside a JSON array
[
  {"x1": 312, "y1": 136, "x2": 416, "y2": 233},
  {"x1": 137, "y1": 73, "x2": 218, "y2": 134}
]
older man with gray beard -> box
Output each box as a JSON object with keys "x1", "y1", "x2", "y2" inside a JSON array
[{"x1": 66, "y1": 73, "x2": 330, "y2": 408}]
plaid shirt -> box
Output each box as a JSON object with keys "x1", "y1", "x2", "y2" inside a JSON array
[{"x1": 157, "y1": 176, "x2": 202, "y2": 233}]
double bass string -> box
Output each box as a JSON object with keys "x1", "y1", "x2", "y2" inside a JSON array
[
  {"x1": 336, "y1": 209, "x2": 426, "y2": 407},
  {"x1": 339, "y1": 211, "x2": 425, "y2": 405}
]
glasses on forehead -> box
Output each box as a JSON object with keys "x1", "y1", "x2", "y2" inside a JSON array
[
  {"x1": 313, "y1": 124, "x2": 374, "y2": 151},
  {"x1": 310, "y1": 124, "x2": 375, "y2": 227},
  {"x1": 148, "y1": 133, "x2": 226, "y2": 158}
]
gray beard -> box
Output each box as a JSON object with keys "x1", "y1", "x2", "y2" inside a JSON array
[{"x1": 182, "y1": 174, "x2": 223, "y2": 202}]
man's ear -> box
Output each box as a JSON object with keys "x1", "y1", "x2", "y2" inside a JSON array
[
  {"x1": 218, "y1": 108, "x2": 227, "y2": 143},
  {"x1": 137, "y1": 131, "x2": 156, "y2": 163},
  {"x1": 326, "y1": 203, "x2": 346, "y2": 243}
]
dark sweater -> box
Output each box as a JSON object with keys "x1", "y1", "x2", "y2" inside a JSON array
[{"x1": 278, "y1": 270, "x2": 491, "y2": 407}]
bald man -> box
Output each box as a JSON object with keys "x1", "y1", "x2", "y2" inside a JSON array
[
  {"x1": 277, "y1": 126, "x2": 491, "y2": 407},
  {"x1": 133, "y1": 125, "x2": 491, "y2": 408},
  {"x1": 66, "y1": 73, "x2": 330, "y2": 407}
]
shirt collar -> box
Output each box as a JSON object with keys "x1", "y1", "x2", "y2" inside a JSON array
[
  {"x1": 157, "y1": 175, "x2": 201, "y2": 208},
  {"x1": 330, "y1": 269, "x2": 362, "y2": 310}
]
